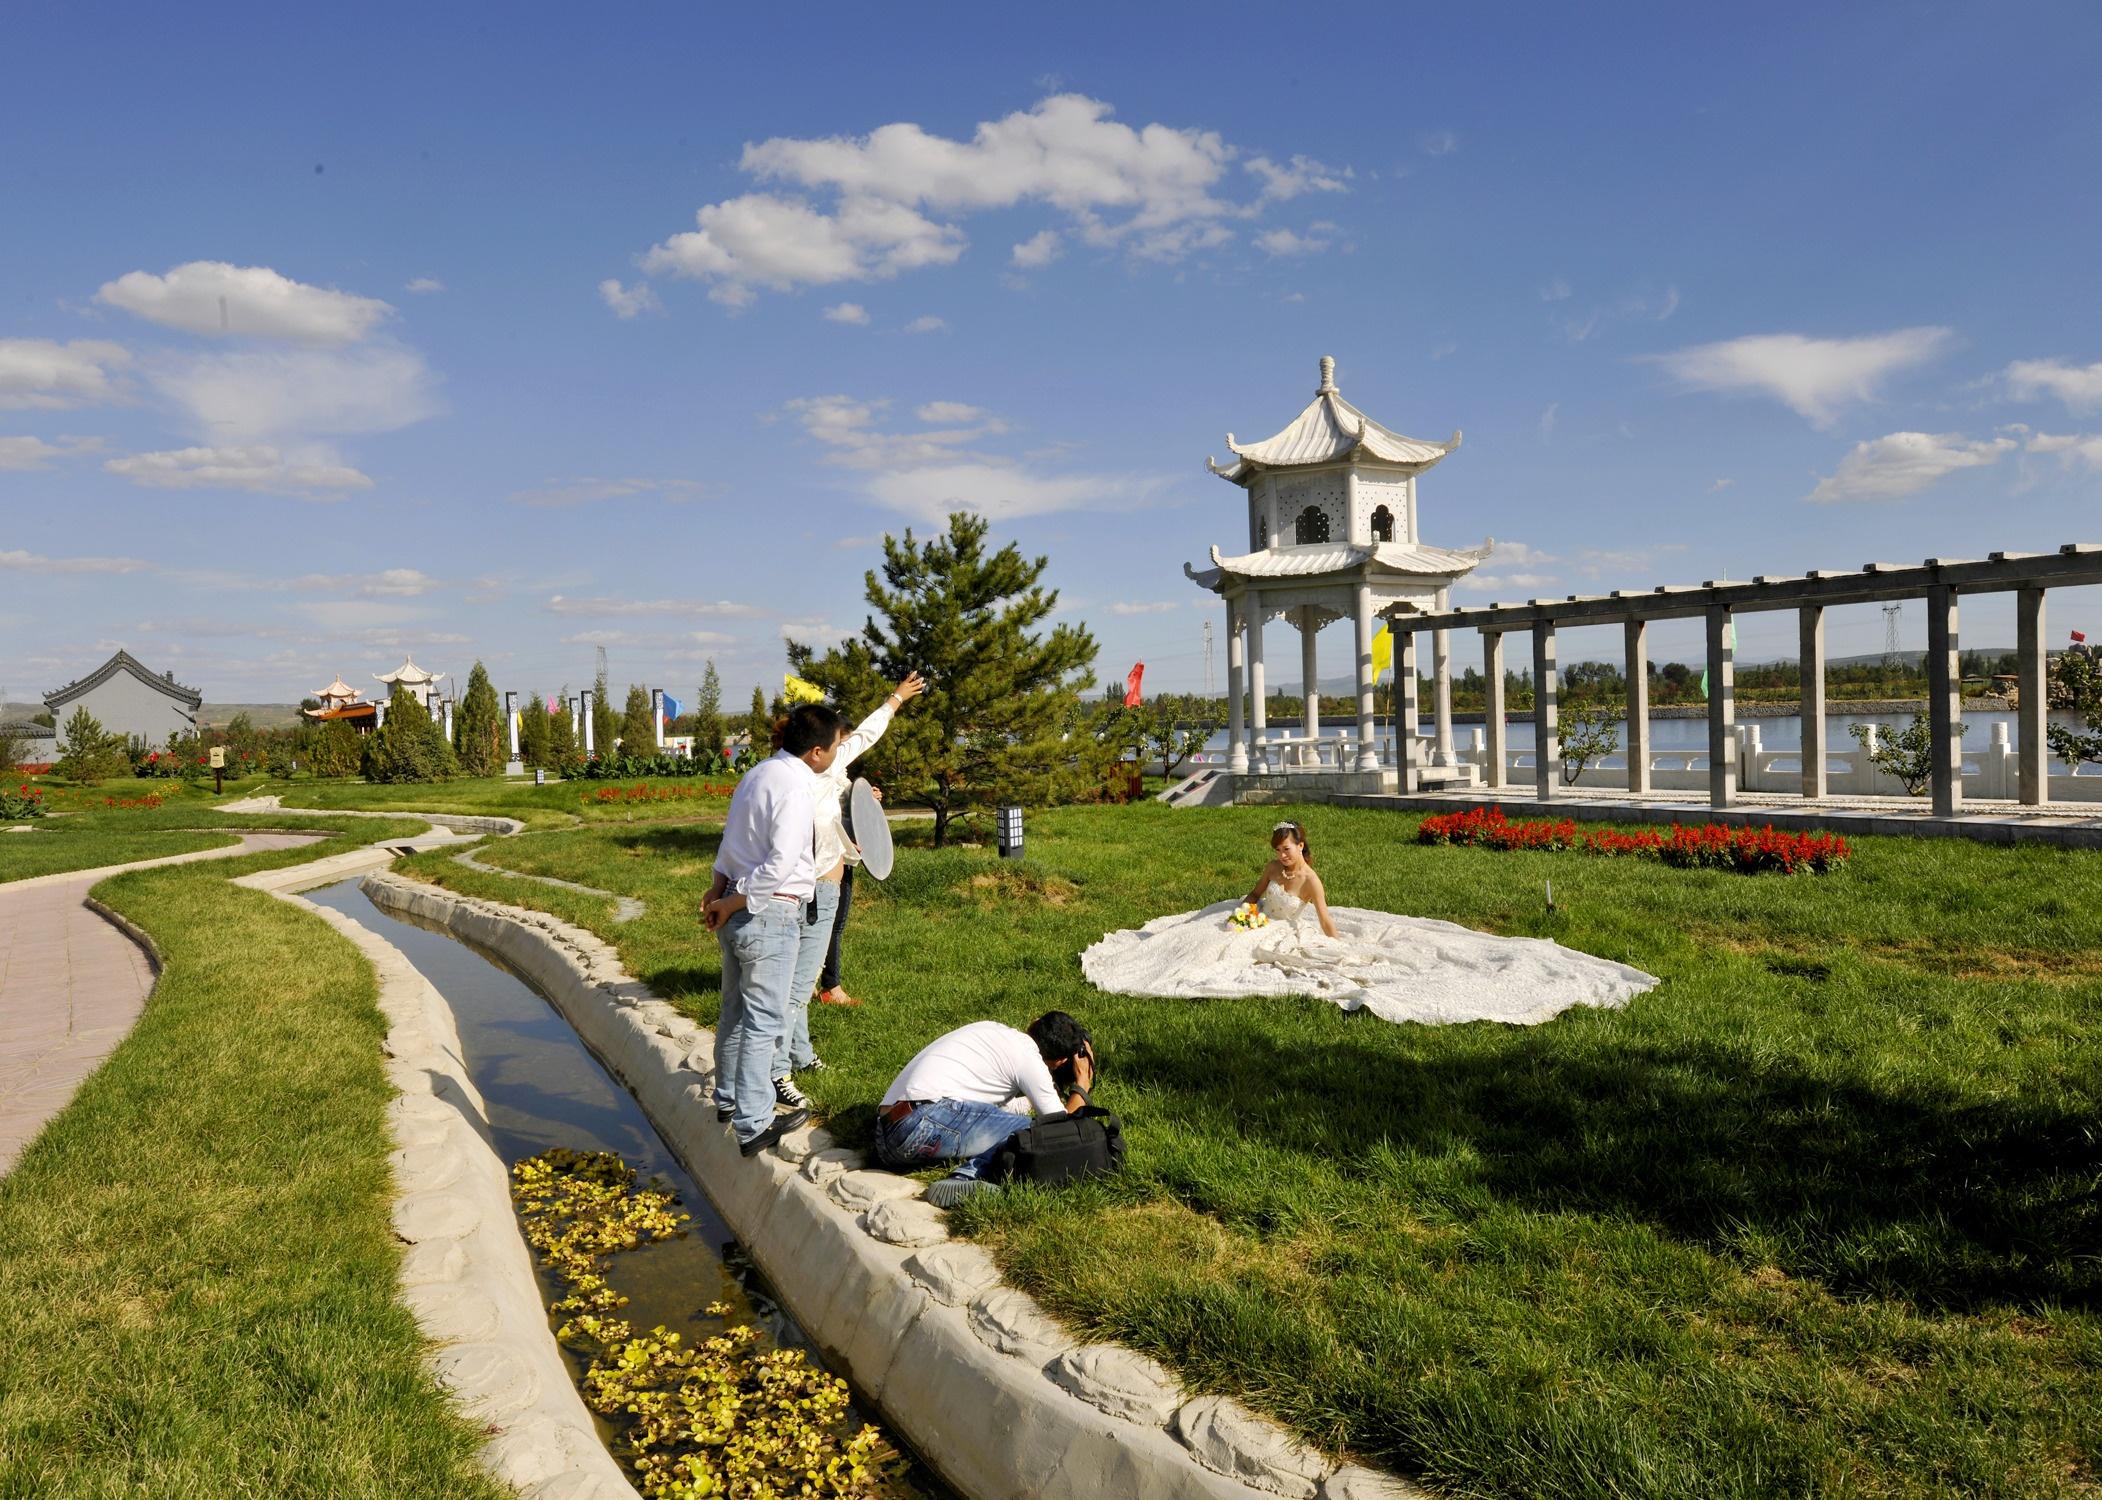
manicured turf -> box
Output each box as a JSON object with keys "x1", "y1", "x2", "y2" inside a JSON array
[
  {"x1": 0, "y1": 819, "x2": 510, "y2": 1499},
  {"x1": 400, "y1": 801, "x2": 2102, "y2": 1500},
  {"x1": 267, "y1": 773, "x2": 734, "y2": 829}
]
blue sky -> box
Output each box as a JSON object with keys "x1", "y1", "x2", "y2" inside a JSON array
[{"x1": 5, "y1": 2, "x2": 2101, "y2": 707}]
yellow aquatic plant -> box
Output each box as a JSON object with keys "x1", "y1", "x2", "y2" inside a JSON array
[{"x1": 510, "y1": 1149, "x2": 891, "y2": 1498}]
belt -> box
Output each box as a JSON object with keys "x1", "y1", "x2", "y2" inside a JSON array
[{"x1": 878, "y1": 1099, "x2": 925, "y2": 1128}]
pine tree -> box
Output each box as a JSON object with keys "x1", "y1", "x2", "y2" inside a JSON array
[
  {"x1": 745, "y1": 685, "x2": 771, "y2": 756},
  {"x1": 362, "y1": 683, "x2": 458, "y2": 783},
  {"x1": 549, "y1": 696, "x2": 579, "y2": 770},
  {"x1": 518, "y1": 694, "x2": 552, "y2": 769},
  {"x1": 618, "y1": 684, "x2": 655, "y2": 755},
  {"x1": 694, "y1": 660, "x2": 724, "y2": 762},
  {"x1": 591, "y1": 667, "x2": 619, "y2": 761},
  {"x1": 789, "y1": 512, "x2": 1098, "y2": 846},
  {"x1": 454, "y1": 662, "x2": 505, "y2": 776}
]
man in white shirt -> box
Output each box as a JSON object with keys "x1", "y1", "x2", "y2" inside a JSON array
[
  {"x1": 703, "y1": 703, "x2": 843, "y2": 1155},
  {"x1": 874, "y1": 1011, "x2": 1096, "y2": 1206},
  {"x1": 771, "y1": 671, "x2": 927, "y2": 1107}
]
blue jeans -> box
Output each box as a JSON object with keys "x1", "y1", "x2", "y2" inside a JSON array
[
  {"x1": 875, "y1": 1099, "x2": 1033, "y2": 1181},
  {"x1": 776, "y1": 878, "x2": 839, "y2": 1077},
  {"x1": 713, "y1": 901, "x2": 801, "y2": 1142}
]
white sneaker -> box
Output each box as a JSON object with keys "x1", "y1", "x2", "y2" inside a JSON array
[{"x1": 772, "y1": 1075, "x2": 813, "y2": 1110}]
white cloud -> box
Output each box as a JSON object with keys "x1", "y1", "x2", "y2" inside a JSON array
[
  {"x1": 0, "y1": 548, "x2": 149, "y2": 575},
  {"x1": 1420, "y1": 130, "x2": 1460, "y2": 157},
  {"x1": 544, "y1": 595, "x2": 760, "y2": 618},
  {"x1": 903, "y1": 315, "x2": 947, "y2": 334},
  {"x1": 1646, "y1": 326, "x2": 1952, "y2": 427},
  {"x1": 2026, "y1": 430, "x2": 2102, "y2": 469},
  {"x1": 866, "y1": 461, "x2": 1164, "y2": 523},
  {"x1": 0, "y1": 338, "x2": 132, "y2": 410},
  {"x1": 2004, "y1": 358, "x2": 2102, "y2": 412},
  {"x1": 599, "y1": 278, "x2": 662, "y2": 319},
  {"x1": 630, "y1": 94, "x2": 1344, "y2": 305},
  {"x1": 779, "y1": 618, "x2": 853, "y2": 643},
  {"x1": 104, "y1": 444, "x2": 373, "y2": 497},
  {"x1": 507, "y1": 477, "x2": 704, "y2": 508},
  {"x1": 1245, "y1": 154, "x2": 1350, "y2": 201},
  {"x1": 559, "y1": 628, "x2": 739, "y2": 649},
  {"x1": 405, "y1": 277, "x2": 445, "y2": 294},
  {"x1": 1010, "y1": 229, "x2": 1062, "y2": 269},
  {"x1": 150, "y1": 344, "x2": 440, "y2": 442},
  {"x1": 360, "y1": 568, "x2": 436, "y2": 597},
  {"x1": 1540, "y1": 275, "x2": 1571, "y2": 302},
  {"x1": 1106, "y1": 600, "x2": 1180, "y2": 615},
  {"x1": 0, "y1": 435, "x2": 101, "y2": 470},
  {"x1": 97, "y1": 261, "x2": 391, "y2": 342},
  {"x1": 823, "y1": 301, "x2": 871, "y2": 324},
  {"x1": 1538, "y1": 402, "x2": 1559, "y2": 440},
  {"x1": 1253, "y1": 226, "x2": 1333, "y2": 257},
  {"x1": 832, "y1": 534, "x2": 881, "y2": 550},
  {"x1": 1708, "y1": 477, "x2": 1734, "y2": 492},
  {"x1": 1806, "y1": 430, "x2": 2016, "y2": 503},
  {"x1": 914, "y1": 400, "x2": 985, "y2": 424}
]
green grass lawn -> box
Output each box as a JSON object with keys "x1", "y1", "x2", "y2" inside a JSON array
[
  {"x1": 0, "y1": 818, "x2": 513, "y2": 1499},
  {"x1": 262, "y1": 772, "x2": 736, "y2": 829},
  {"x1": 1, "y1": 776, "x2": 292, "y2": 883},
  {"x1": 399, "y1": 801, "x2": 2102, "y2": 1500}
]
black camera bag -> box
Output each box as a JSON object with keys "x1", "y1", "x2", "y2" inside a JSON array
[{"x1": 985, "y1": 1105, "x2": 1126, "y2": 1187}]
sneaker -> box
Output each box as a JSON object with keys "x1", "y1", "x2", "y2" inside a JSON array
[
  {"x1": 715, "y1": 1106, "x2": 734, "y2": 1124},
  {"x1": 925, "y1": 1174, "x2": 998, "y2": 1209},
  {"x1": 772, "y1": 1075, "x2": 812, "y2": 1110},
  {"x1": 738, "y1": 1108, "x2": 809, "y2": 1158},
  {"x1": 799, "y1": 1057, "x2": 829, "y2": 1073},
  {"x1": 817, "y1": 986, "x2": 863, "y2": 1008}
]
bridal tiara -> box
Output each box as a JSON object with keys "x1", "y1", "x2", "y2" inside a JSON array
[{"x1": 1272, "y1": 820, "x2": 1303, "y2": 834}]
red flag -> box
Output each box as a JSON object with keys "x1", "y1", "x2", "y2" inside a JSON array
[
  {"x1": 2073, "y1": 630, "x2": 2088, "y2": 643},
  {"x1": 1124, "y1": 663, "x2": 1145, "y2": 707}
]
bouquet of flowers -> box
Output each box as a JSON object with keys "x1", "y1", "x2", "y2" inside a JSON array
[{"x1": 1226, "y1": 901, "x2": 1269, "y2": 930}]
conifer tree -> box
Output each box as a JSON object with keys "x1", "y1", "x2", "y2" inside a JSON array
[
  {"x1": 694, "y1": 661, "x2": 724, "y2": 761},
  {"x1": 362, "y1": 683, "x2": 458, "y2": 783},
  {"x1": 789, "y1": 511, "x2": 1097, "y2": 845},
  {"x1": 618, "y1": 684, "x2": 655, "y2": 754},
  {"x1": 549, "y1": 696, "x2": 578, "y2": 770},
  {"x1": 745, "y1": 685, "x2": 771, "y2": 756},
  {"x1": 518, "y1": 694, "x2": 552, "y2": 769},
  {"x1": 591, "y1": 667, "x2": 619, "y2": 760},
  {"x1": 454, "y1": 662, "x2": 505, "y2": 776}
]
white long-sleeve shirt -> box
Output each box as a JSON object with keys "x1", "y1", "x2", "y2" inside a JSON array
[
  {"x1": 880, "y1": 1021, "x2": 1063, "y2": 1115},
  {"x1": 715, "y1": 750, "x2": 819, "y2": 905},
  {"x1": 814, "y1": 699, "x2": 895, "y2": 872}
]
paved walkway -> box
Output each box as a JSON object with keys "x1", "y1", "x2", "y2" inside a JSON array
[{"x1": 0, "y1": 832, "x2": 321, "y2": 1175}]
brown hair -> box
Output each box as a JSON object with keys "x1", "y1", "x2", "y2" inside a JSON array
[{"x1": 1271, "y1": 820, "x2": 1313, "y2": 865}]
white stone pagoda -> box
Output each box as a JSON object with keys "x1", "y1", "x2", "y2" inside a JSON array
[{"x1": 1185, "y1": 356, "x2": 1490, "y2": 781}]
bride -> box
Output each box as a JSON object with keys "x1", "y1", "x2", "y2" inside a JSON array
[{"x1": 1079, "y1": 820, "x2": 1658, "y2": 1027}]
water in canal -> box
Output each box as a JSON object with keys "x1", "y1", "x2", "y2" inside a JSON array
[{"x1": 305, "y1": 876, "x2": 947, "y2": 1498}]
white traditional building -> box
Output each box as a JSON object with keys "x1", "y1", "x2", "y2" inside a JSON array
[
  {"x1": 1186, "y1": 356, "x2": 1490, "y2": 786},
  {"x1": 44, "y1": 650, "x2": 202, "y2": 751}
]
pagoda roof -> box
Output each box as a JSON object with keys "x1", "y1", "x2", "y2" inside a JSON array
[
  {"x1": 374, "y1": 656, "x2": 441, "y2": 686},
  {"x1": 44, "y1": 649, "x2": 203, "y2": 712},
  {"x1": 1185, "y1": 538, "x2": 1491, "y2": 592},
  {"x1": 1209, "y1": 357, "x2": 1459, "y2": 485},
  {"x1": 315, "y1": 675, "x2": 358, "y2": 699},
  {"x1": 304, "y1": 702, "x2": 378, "y2": 722}
]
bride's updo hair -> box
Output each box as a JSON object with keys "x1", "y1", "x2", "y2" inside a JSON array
[{"x1": 1271, "y1": 820, "x2": 1312, "y2": 865}]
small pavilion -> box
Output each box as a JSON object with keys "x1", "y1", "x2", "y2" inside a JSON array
[
  {"x1": 304, "y1": 674, "x2": 377, "y2": 732},
  {"x1": 374, "y1": 656, "x2": 444, "y2": 706},
  {"x1": 1186, "y1": 356, "x2": 1490, "y2": 784}
]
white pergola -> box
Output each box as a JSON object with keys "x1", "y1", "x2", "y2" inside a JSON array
[{"x1": 1185, "y1": 357, "x2": 1489, "y2": 782}]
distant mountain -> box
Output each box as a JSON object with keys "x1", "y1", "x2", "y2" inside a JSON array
[{"x1": 199, "y1": 703, "x2": 305, "y2": 731}]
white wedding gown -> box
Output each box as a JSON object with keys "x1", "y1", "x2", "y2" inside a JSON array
[{"x1": 1080, "y1": 886, "x2": 1658, "y2": 1026}]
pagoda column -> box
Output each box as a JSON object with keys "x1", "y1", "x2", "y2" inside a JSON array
[
  {"x1": 1298, "y1": 608, "x2": 1321, "y2": 761},
  {"x1": 1226, "y1": 596, "x2": 1248, "y2": 774},
  {"x1": 1352, "y1": 583, "x2": 1378, "y2": 772},
  {"x1": 1246, "y1": 589, "x2": 1268, "y2": 770},
  {"x1": 1431, "y1": 587, "x2": 1456, "y2": 766},
  {"x1": 504, "y1": 692, "x2": 520, "y2": 759}
]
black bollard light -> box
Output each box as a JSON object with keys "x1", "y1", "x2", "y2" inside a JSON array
[{"x1": 997, "y1": 804, "x2": 1025, "y2": 860}]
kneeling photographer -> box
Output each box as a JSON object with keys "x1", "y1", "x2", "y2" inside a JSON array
[{"x1": 874, "y1": 1011, "x2": 1122, "y2": 1207}]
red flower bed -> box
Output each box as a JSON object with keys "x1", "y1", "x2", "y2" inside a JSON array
[
  {"x1": 101, "y1": 792, "x2": 168, "y2": 809},
  {"x1": 584, "y1": 782, "x2": 738, "y2": 805},
  {"x1": 1418, "y1": 806, "x2": 1849, "y2": 874}
]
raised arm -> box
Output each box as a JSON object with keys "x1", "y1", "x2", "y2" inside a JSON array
[{"x1": 836, "y1": 671, "x2": 926, "y2": 772}]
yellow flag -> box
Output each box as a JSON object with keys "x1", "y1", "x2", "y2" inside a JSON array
[
  {"x1": 782, "y1": 673, "x2": 825, "y2": 705},
  {"x1": 1370, "y1": 623, "x2": 1393, "y2": 682}
]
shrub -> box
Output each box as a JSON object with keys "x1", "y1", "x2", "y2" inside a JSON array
[
  {"x1": 361, "y1": 685, "x2": 458, "y2": 783},
  {"x1": 55, "y1": 707, "x2": 129, "y2": 782},
  {"x1": 1849, "y1": 712, "x2": 1966, "y2": 796},
  {"x1": 1417, "y1": 806, "x2": 1849, "y2": 874},
  {"x1": 0, "y1": 782, "x2": 47, "y2": 818}
]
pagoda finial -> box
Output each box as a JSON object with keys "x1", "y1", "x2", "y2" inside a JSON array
[{"x1": 1317, "y1": 355, "x2": 1336, "y2": 393}]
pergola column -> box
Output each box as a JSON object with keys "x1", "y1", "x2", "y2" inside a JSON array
[
  {"x1": 1624, "y1": 618, "x2": 1650, "y2": 794},
  {"x1": 504, "y1": 691, "x2": 520, "y2": 759},
  {"x1": 1532, "y1": 623, "x2": 1558, "y2": 802},
  {"x1": 1799, "y1": 605, "x2": 1827, "y2": 799},
  {"x1": 2017, "y1": 585, "x2": 2047, "y2": 805},
  {"x1": 1397, "y1": 629, "x2": 1420, "y2": 792},
  {"x1": 1246, "y1": 590, "x2": 1268, "y2": 770},
  {"x1": 1482, "y1": 630, "x2": 1506, "y2": 789},
  {"x1": 1927, "y1": 583, "x2": 1962, "y2": 818},
  {"x1": 580, "y1": 690, "x2": 595, "y2": 757},
  {"x1": 1226, "y1": 596, "x2": 1248, "y2": 775},
  {"x1": 1352, "y1": 584, "x2": 1378, "y2": 772},
  {"x1": 1299, "y1": 607, "x2": 1321, "y2": 758},
  {"x1": 1705, "y1": 605, "x2": 1735, "y2": 809}
]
